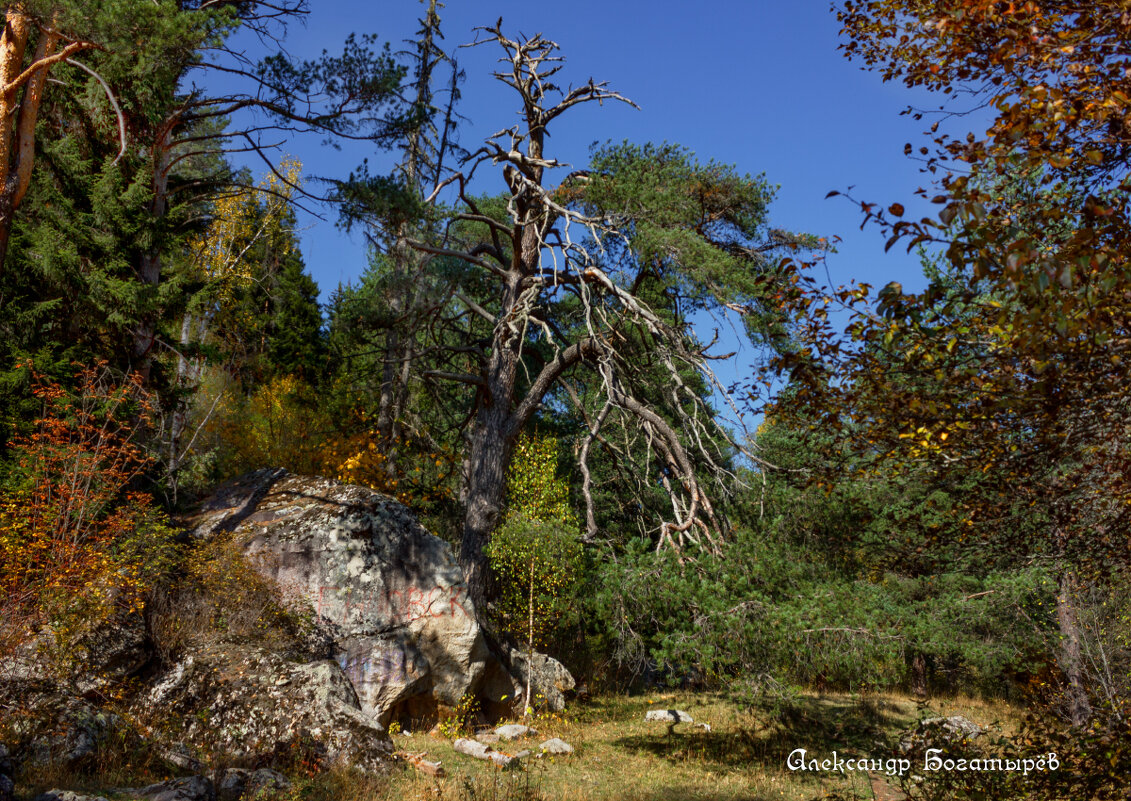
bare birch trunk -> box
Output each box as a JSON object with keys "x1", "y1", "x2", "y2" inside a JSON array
[{"x1": 523, "y1": 554, "x2": 535, "y2": 718}]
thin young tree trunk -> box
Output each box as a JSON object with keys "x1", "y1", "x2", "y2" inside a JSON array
[{"x1": 523, "y1": 554, "x2": 535, "y2": 718}]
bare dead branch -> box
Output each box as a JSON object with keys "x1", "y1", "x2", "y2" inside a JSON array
[{"x1": 65, "y1": 58, "x2": 126, "y2": 165}]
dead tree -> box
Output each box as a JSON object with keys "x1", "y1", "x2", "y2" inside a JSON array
[{"x1": 410, "y1": 23, "x2": 778, "y2": 609}]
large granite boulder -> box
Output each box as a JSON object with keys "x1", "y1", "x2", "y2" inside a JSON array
[
  {"x1": 137, "y1": 644, "x2": 392, "y2": 771},
  {"x1": 185, "y1": 470, "x2": 513, "y2": 725}
]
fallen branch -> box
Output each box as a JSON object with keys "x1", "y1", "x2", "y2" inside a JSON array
[
  {"x1": 453, "y1": 738, "x2": 519, "y2": 768},
  {"x1": 396, "y1": 750, "x2": 445, "y2": 777}
]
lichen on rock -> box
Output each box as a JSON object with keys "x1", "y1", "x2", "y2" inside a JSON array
[{"x1": 184, "y1": 470, "x2": 516, "y2": 726}]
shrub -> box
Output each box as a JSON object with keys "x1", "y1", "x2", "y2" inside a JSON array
[
  {"x1": 486, "y1": 514, "x2": 582, "y2": 651},
  {"x1": 437, "y1": 692, "x2": 480, "y2": 739},
  {"x1": 0, "y1": 363, "x2": 175, "y2": 668},
  {"x1": 209, "y1": 374, "x2": 332, "y2": 479},
  {"x1": 149, "y1": 535, "x2": 313, "y2": 661},
  {"x1": 198, "y1": 373, "x2": 462, "y2": 537},
  {"x1": 321, "y1": 419, "x2": 460, "y2": 512},
  {"x1": 587, "y1": 527, "x2": 1053, "y2": 698}
]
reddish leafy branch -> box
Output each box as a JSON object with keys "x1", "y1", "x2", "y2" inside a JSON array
[{"x1": 0, "y1": 363, "x2": 172, "y2": 663}]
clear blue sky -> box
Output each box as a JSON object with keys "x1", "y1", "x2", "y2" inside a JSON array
[
  {"x1": 221, "y1": 1, "x2": 967, "y2": 425},
  {"x1": 226, "y1": 1, "x2": 953, "y2": 296}
]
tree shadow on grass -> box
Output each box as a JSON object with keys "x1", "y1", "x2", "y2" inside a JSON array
[
  {"x1": 603, "y1": 787, "x2": 784, "y2": 801},
  {"x1": 611, "y1": 695, "x2": 914, "y2": 772}
]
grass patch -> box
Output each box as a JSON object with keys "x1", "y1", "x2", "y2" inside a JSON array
[
  {"x1": 373, "y1": 690, "x2": 1021, "y2": 801},
  {"x1": 6, "y1": 690, "x2": 1021, "y2": 801}
]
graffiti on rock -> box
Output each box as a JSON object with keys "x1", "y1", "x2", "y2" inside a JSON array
[
  {"x1": 340, "y1": 646, "x2": 415, "y2": 686},
  {"x1": 315, "y1": 583, "x2": 470, "y2": 624}
]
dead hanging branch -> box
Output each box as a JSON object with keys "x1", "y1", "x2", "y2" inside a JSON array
[
  {"x1": 64, "y1": 58, "x2": 126, "y2": 164},
  {"x1": 578, "y1": 398, "x2": 612, "y2": 543}
]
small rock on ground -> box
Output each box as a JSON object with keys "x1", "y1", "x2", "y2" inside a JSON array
[
  {"x1": 217, "y1": 768, "x2": 291, "y2": 801},
  {"x1": 159, "y1": 744, "x2": 203, "y2": 773},
  {"x1": 921, "y1": 716, "x2": 983, "y2": 738},
  {"x1": 454, "y1": 738, "x2": 518, "y2": 768},
  {"x1": 495, "y1": 723, "x2": 537, "y2": 741},
  {"x1": 33, "y1": 793, "x2": 109, "y2": 801},
  {"x1": 898, "y1": 715, "x2": 983, "y2": 754},
  {"x1": 137, "y1": 775, "x2": 214, "y2": 801},
  {"x1": 644, "y1": 709, "x2": 693, "y2": 724},
  {"x1": 538, "y1": 738, "x2": 573, "y2": 755}
]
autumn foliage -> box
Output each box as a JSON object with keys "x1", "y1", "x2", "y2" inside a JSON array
[
  {"x1": 759, "y1": 0, "x2": 1131, "y2": 734},
  {"x1": 837, "y1": 0, "x2": 1131, "y2": 308},
  {"x1": 0, "y1": 363, "x2": 173, "y2": 662},
  {"x1": 809, "y1": 0, "x2": 1131, "y2": 574}
]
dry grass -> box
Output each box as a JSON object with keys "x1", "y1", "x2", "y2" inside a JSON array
[
  {"x1": 371, "y1": 690, "x2": 1022, "y2": 801},
  {"x1": 6, "y1": 690, "x2": 1022, "y2": 801}
]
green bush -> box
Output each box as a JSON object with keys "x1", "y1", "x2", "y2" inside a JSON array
[
  {"x1": 586, "y1": 527, "x2": 1054, "y2": 700},
  {"x1": 486, "y1": 514, "x2": 582, "y2": 651}
]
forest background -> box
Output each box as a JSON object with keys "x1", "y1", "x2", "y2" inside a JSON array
[{"x1": 0, "y1": 2, "x2": 1129, "y2": 800}]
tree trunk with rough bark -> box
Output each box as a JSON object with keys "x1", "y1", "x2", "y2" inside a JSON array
[
  {"x1": 910, "y1": 652, "x2": 929, "y2": 699},
  {"x1": 0, "y1": 11, "x2": 60, "y2": 272},
  {"x1": 460, "y1": 269, "x2": 524, "y2": 609},
  {"x1": 130, "y1": 122, "x2": 175, "y2": 380},
  {"x1": 461, "y1": 411, "x2": 517, "y2": 610},
  {"x1": 1056, "y1": 569, "x2": 1092, "y2": 727}
]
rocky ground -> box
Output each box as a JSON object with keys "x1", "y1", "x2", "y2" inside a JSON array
[
  {"x1": 2, "y1": 688, "x2": 1017, "y2": 801},
  {"x1": 0, "y1": 471, "x2": 575, "y2": 800}
]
